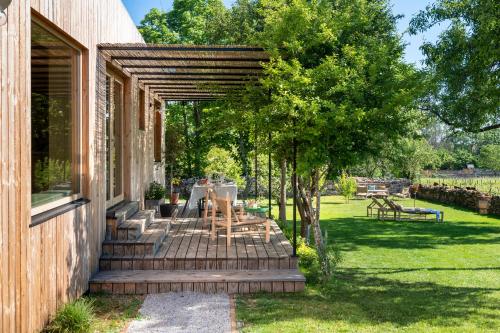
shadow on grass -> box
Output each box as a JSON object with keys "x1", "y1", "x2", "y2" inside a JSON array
[{"x1": 238, "y1": 271, "x2": 500, "y2": 329}]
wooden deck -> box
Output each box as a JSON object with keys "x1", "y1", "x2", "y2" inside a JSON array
[
  {"x1": 99, "y1": 217, "x2": 298, "y2": 271},
  {"x1": 92, "y1": 214, "x2": 304, "y2": 294}
]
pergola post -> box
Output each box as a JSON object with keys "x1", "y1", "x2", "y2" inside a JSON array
[
  {"x1": 292, "y1": 135, "x2": 297, "y2": 257},
  {"x1": 268, "y1": 132, "x2": 272, "y2": 219}
]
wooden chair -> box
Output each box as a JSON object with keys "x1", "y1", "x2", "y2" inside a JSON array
[
  {"x1": 393, "y1": 187, "x2": 410, "y2": 198},
  {"x1": 367, "y1": 197, "x2": 393, "y2": 217},
  {"x1": 210, "y1": 192, "x2": 271, "y2": 246}
]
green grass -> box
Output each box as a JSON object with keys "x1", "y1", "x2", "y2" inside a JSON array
[
  {"x1": 419, "y1": 176, "x2": 500, "y2": 195},
  {"x1": 237, "y1": 196, "x2": 500, "y2": 333},
  {"x1": 85, "y1": 294, "x2": 144, "y2": 333}
]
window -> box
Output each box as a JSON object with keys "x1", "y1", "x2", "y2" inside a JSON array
[
  {"x1": 105, "y1": 73, "x2": 125, "y2": 206},
  {"x1": 31, "y1": 19, "x2": 82, "y2": 215},
  {"x1": 139, "y1": 89, "x2": 146, "y2": 130},
  {"x1": 154, "y1": 101, "x2": 162, "y2": 162}
]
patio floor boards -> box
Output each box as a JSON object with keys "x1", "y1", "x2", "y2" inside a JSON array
[
  {"x1": 99, "y1": 218, "x2": 298, "y2": 271},
  {"x1": 92, "y1": 216, "x2": 305, "y2": 294}
]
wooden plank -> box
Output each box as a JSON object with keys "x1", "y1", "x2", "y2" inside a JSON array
[
  {"x1": 184, "y1": 218, "x2": 202, "y2": 269},
  {"x1": 174, "y1": 218, "x2": 198, "y2": 269},
  {"x1": 195, "y1": 220, "x2": 210, "y2": 269},
  {"x1": 243, "y1": 231, "x2": 258, "y2": 270},
  {"x1": 234, "y1": 232, "x2": 248, "y2": 270}
]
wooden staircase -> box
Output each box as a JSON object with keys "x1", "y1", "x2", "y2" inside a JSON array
[{"x1": 90, "y1": 203, "x2": 305, "y2": 294}]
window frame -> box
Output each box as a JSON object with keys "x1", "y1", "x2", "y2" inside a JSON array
[{"x1": 30, "y1": 15, "x2": 85, "y2": 217}]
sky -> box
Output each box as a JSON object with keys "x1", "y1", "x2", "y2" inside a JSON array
[{"x1": 122, "y1": 0, "x2": 446, "y2": 67}]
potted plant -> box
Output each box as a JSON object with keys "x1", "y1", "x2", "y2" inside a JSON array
[
  {"x1": 144, "y1": 181, "x2": 166, "y2": 212},
  {"x1": 170, "y1": 177, "x2": 181, "y2": 205}
]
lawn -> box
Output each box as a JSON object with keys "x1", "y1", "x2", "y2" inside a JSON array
[
  {"x1": 237, "y1": 196, "x2": 500, "y2": 333},
  {"x1": 85, "y1": 294, "x2": 144, "y2": 333}
]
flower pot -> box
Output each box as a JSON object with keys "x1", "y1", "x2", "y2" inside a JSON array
[
  {"x1": 170, "y1": 192, "x2": 180, "y2": 205},
  {"x1": 478, "y1": 198, "x2": 490, "y2": 215},
  {"x1": 160, "y1": 203, "x2": 177, "y2": 217},
  {"x1": 144, "y1": 198, "x2": 165, "y2": 212}
]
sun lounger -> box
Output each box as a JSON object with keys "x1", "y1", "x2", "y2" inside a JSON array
[
  {"x1": 367, "y1": 197, "x2": 394, "y2": 217},
  {"x1": 380, "y1": 198, "x2": 444, "y2": 222}
]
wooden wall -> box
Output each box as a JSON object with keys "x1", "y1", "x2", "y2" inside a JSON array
[{"x1": 0, "y1": 1, "x2": 165, "y2": 332}]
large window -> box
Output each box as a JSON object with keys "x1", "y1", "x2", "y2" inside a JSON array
[{"x1": 31, "y1": 20, "x2": 82, "y2": 214}]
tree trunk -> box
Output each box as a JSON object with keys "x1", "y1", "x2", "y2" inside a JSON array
[
  {"x1": 238, "y1": 132, "x2": 251, "y2": 199},
  {"x1": 279, "y1": 159, "x2": 287, "y2": 222},
  {"x1": 297, "y1": 171, "x2": 330, "y2": 275}
]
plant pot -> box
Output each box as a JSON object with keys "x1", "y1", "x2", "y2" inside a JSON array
[
  {"x1": 170, "y1": 192, "x2": 180, "y2": 205},
  {"x1": 478, "y1": 198, "x2": 490, "y2": 215},
  {"x1": 160, "y1": 203, "x2": 177, "y2": 217},
  {"x1": 144, "y1": 198, "x2": 165, "y2": 212}
]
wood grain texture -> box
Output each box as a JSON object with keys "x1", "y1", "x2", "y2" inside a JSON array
[{"x1": 0, "y1": 1, "x2": 167, "y2": 332}]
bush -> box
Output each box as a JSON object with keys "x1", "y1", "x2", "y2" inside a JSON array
[
  {"x1": 337, "y1": 170, "x2": 357, "y2": 203},
  {"x1": 45, "y1": 298, "x2": 95, "y2": 333},
  {"x1": 145, "y1": 181, "x2": 166, "y2": 200}
]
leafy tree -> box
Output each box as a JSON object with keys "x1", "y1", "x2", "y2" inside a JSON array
[
  {"x1": 409, "y1": 0, "x2": 500, "y2": 133},
  {"x1": 336, "y1": 171, "x2": 357, "y2": 203},
  {"x1": 138, "y1": 8, "x2": 179, "y2": 43},
  {"x1": 388, "y1": 138, "x2": 438, "y2": 181},
  {"x1": 204, "y1": 147, "x2": 245, "y2": 186},
  {"x1": 168, "y1": 0, "x2": 229, "y2": 44},
  {"x1": 478, "y1": 145, "x2": 500, "y2": 171},
  {"x1": 234, "y1": 0, "x2": 421, "y2": 276}
]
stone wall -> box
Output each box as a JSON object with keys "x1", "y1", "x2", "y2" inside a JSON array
[{"x1": 416, "y1": 185, "x2": 500, "y2": 215}]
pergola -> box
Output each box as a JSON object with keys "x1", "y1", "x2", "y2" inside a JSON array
[
  {"x1": 98, "y1": 44, "x2": 268, "y2": 101},
  {"x1": 98, "y1": 43, "x2": 298, "y2": 256}
]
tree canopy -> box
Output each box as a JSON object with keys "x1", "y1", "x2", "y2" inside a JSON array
[{"x1": 409, "y1": 0, "x2": 500, "y2": 133}]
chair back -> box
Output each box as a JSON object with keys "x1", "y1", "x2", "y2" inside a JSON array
[
  {"x1": 372, "y1": 197, "x2": 385, "y2": 208},
  {"x1": 383, "y1": 197, "x2": 399, "y2": 210},
  {"x1": 211, "y1": 192, "x2": 232, "y2": 221}
]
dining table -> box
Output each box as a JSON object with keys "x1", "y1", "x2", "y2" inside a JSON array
[{"x1": 185, "y1": 183, "x2": 238, "y2": 217}]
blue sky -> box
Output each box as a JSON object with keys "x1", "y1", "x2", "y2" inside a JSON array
[{"x1": 122, "y1": 0, "x2": 446, "y2": 67}]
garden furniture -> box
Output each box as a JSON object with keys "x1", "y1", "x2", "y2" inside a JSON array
[
  {"x1": 380, "y1": 198, "x2": 444, "y2": 222},
  {"x1": 393, "y1": 187, "x2": 410, "y2": 198},
  {"x1": 356, "y1": 185, "x2": 369, "y2": 199},
  {"x1": 210, "y1": 192, "x2": 271, "y2": 246},
  {"x1": 367, "y1": 197, "x2": 394, "y2": 217}
]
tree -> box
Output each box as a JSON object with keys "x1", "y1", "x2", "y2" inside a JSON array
[
  {"x1": 138, "y1": 8, "x2": 179, "y2": 43},
  {"x1": 204, "y1": 147, "x2": 245, "y2": 186},
  {"x1": 337, "y1": 171, "x2": 357, "y2": 203},
  {"x1": 234, "y1": 0, "x2": 421, "y2": 276},
  {"x1": 478, "y1": 145, "x2": 500, "y2": 171},
  {"x1": 168, "y1": 0, "x2": 229, "y2": 44},
  {"x1": 409, "y1": 0, "x2": 500, "y2": 133}
]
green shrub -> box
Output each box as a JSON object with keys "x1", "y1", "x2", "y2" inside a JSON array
[
  {"x1": 45, "y1": 298, "x2": 95, "y2": 333},
  {"x1": 337, "y1": 170, "x2": 357, "y2": 203},
  {"x1": 145, "y1": 181, "x2": 166, "y2": 200}
]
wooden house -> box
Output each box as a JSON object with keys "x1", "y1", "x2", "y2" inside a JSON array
[{"x1": 0, "y1": 1, "x2": 304, "y2": 332}]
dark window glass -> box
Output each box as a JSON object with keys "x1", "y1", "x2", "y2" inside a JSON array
[{"x1": 31, "y1": 21, "x2": 80, "y2": 208}]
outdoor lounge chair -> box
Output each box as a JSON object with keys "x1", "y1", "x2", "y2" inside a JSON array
[
  {"x1": 367, "y1": 197, "x2": 394, "y2": 217},
  {"x1": 393, "y1": 187, "x2": 410, "y2": 198},
  {"x1": 380, "y1": 198, "x2": 444, "y2": 222},
  {"x1": 210, "y1": 192, "x2": 271, "y2": 246}
]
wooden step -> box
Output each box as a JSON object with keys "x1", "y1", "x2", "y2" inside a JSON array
[
  {"x1": 106, "y1": 201, "x2": 139, "y2": 240},
  {"x1": 116, "y1": 210, "x2": 156, "y2": 240},
  {"x1": 89, "y1": 269, "x2": 305, "y2": 294},
  {"x1": 102, "y1": 229, "x2": 167, "y2": 257}
]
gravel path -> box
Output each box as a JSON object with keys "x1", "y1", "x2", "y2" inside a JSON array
[{"x1": 126, "y1": 292, "x2": 232, "y2": 333}]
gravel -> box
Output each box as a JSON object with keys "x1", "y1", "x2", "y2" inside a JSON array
[{"x1": 127, "y1": 292, "x2": 232, "y2": 333}]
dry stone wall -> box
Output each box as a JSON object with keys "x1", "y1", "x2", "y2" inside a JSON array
[{"x1": 416, "y1": 185, "x2": 500, "y2": 215}]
